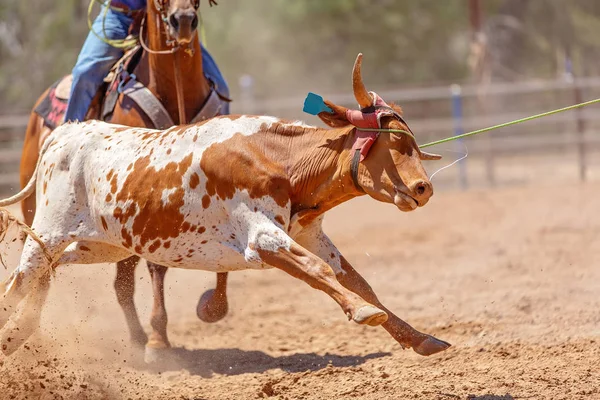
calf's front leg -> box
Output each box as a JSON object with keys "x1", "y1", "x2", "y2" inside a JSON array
[
  {"x1": 251, "y1": 231, "x2": 387, "y2": 326},
  {"x1": 336, "y1": 256, "x2": 451, "y2": 356},
  {"x1": 294, "y1": 218, "x2": 450, "y2": 356}
]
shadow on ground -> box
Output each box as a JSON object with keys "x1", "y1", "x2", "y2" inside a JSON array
[{"x1": 154, "y1": 347, "x2": 392, "y2": 377}]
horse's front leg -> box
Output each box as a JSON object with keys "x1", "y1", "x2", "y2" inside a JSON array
[
  {"x1": 144, "y1": 262, "x2": 170, "y2": 363},
  {"x1": 196, "y1": 272, "x2": 229, "y2": 323},
  {"x1": 114, "y1": 256, "x2": 147, "y2": 347},
  {"x1": 295, "y1": 217, "x2": 450, "y2": 356}
]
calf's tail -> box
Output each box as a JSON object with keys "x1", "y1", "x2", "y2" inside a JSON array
[
  {"x1": 0, "y1": 133, "x2": 57, "y2": 267},
  {"x1": 0, "y1": 134, "x2": 55, "y2": 207}
]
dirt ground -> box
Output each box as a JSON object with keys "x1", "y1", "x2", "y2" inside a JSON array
[{"x1": 0, "y1": 182, "x2": 599, "y2": 400}]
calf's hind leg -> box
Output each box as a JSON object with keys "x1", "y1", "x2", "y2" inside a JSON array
[
  {"x1": 255, "y1": 238, "x2": 387, "y2": 326},
  {"x1": 0, "y1": 236, "x2": 71, "y2": 355},
  {"x1": 1, "y1": 275, "x2": 50, "y2": 355}
]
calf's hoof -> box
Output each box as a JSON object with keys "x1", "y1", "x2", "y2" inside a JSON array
[
  {"x1": 413, "y1": 334, "x2": 451, "y2": 356},
  {"x1": 196, "y1": 289, "x2": 228, "y2": 323},
  {"x1": 1, "y1": 321, "x2": 29, "y2": 356},
  {"x1": 352, "y1": 305, "x2": 388, "y2": 326}
]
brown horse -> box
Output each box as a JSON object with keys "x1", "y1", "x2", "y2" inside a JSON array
[{"x1": 19, "y1": 0, "x2": 229, "y2": 361}]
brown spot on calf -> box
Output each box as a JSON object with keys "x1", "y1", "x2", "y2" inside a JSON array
[
  {"x1": 200, "y1": 133, "x2": 291, "y2": 208},
  {"x1": 148, "y1": 240, "x2": 162, "y2": 253},
  {"x1": 202, "y1": 195, "x2": 211, "y2": 209},
  {"x1": 189, "y1": 172, "x2": 200, "y2": 189},
  {"x1": 115, "y1": 153, "x2": 193, "y2": 247}
]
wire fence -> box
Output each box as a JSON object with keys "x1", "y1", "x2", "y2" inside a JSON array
[{"x1": 1, "y1": 76, "x2": 600, "y2": 196}]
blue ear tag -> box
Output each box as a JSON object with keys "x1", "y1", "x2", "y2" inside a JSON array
[{"x1": 303, "y1": 92, "x2": 333, "y2": 115}]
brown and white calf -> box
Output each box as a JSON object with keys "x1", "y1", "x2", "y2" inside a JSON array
[{"x1": 0, "y1": 55, "x2": 450, "y2": 360}]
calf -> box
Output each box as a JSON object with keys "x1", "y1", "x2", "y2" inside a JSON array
[{"x1": 0, "y1": 54, "x2": 450, "y2": 360}]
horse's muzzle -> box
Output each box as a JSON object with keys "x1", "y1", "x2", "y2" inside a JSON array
[{"x1": 169, "y1": 10, "x2": 198, "y2": 43}]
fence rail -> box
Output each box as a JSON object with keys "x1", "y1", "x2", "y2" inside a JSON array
[{"x1": 2, "y1": 75, "x2": 600, "y2": 195}]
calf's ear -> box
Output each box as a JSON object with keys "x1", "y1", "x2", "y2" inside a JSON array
[
  {"x1": 420, "y1": 151, "x2": 442, "y2": 161},
  {"x1": 318, "y1": 100, "x2": 351, "y2": 128}
]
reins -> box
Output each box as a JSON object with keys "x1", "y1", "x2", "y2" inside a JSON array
[{"x1": 173, "y1": 52, "x2": 188, "y2": 124}]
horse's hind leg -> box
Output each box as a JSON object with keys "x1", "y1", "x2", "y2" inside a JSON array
[
  {"x1": 114, "y1": 256, "x2": 147, "y2": 347},
  {"x1": 196, "y1": 272, "x2": 229, "y2": 323}
]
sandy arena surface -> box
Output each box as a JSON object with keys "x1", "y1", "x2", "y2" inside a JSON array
[{"x1": 0, "y1": 182, "x2": 599, "y2": 399}]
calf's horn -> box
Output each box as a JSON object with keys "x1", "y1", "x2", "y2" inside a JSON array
[{"x1": 352, "y1": 53, "x2": 374, "y2": 109}]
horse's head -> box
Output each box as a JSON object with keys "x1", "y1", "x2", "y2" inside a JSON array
[
  {"x1": 154, "y1": 0, "x2": 201, "y2": 44},
  {"x1": 318, "y1": 54, "x2": 442, "y2": 212}
]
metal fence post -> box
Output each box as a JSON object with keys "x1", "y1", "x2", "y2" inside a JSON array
[{"x1": 451, "y1": 84, "x2": 468, "y2": 190}]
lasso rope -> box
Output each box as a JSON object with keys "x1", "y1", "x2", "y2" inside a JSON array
[
  {"x1": 87, "y1": 0, "x2": 208, "y2": 50},
  {"x1": 419, "y1": 97, "x2": 600, "y2": 148},
  {"x1": 87, "y1": 0, "x2": 139, "y2": 49},
  {"x1": 0, "y1": 208, "x2": 53, "y2": 270}
]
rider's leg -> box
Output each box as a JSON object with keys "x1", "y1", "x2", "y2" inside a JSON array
[
  {"x1": 64, "y1": 7, "x2": 134, "y2": 122},
  {"x1": 201, "y1": 45, "x2": 230, "y2": 115}
]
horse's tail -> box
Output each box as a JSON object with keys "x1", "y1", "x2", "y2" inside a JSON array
[{"x1": 0, "y1": 131, "x2": 56, "y2": 207}]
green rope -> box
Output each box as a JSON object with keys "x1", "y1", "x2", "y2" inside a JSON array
[
  {"x1": 359, "y1": 97, "x2": 600, "y2": 149},
  {"x1": 419, "y1": 97, "x2": 600, "y2": 148}
]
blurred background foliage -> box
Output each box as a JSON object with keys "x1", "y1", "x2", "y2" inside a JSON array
[{"x1": 2, "y1": 0, "x2": 600, "y2": 112}]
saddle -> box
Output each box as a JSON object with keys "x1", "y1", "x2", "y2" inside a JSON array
[{"x1": 34, "y1": 42, "x2": 230, "y2": 131}]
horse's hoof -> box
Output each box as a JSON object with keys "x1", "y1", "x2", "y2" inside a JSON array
[
  {"x1": 413, "y1": 334, "x2": 451, "y2": 356},
  {"x1": 353, "y1": 305, "x2": 388, "y2": 326},
  {"x1": 196, "y1": 289, "x2": 228, "y2": 323},
  {"x1": 130, "y1": 332, "x2": 149, "y2": 349},
  {"x1": 144, "y1": 345, "x2": 171, "y2": 364}
]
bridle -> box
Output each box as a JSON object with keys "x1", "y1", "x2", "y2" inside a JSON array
[
  {"x1": 139, "y1": 0, "x2": 202, "y2": 125},
  {"x1": 139, "y1": 0, "x2": 201, "y2": 55}
]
